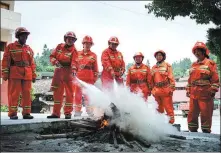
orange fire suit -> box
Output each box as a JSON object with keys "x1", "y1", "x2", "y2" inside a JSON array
[
  {"x1": 101, "y1": 47, "x2": 125, "y2": 90},
  {"x1": 126, "y1": 64, "x2": 152, "y2": 101},
  {"x1": 74, "y1": 50, "x2": 99, "y2": 114},
  {"x1": 186, "y1": 58, "x2": 220, "y2": 133},
  {"x1": 50, "y1": 43, "x2": 78, "y2": 117},
  {"x1": 1, "y1": 41, "x2": 37, "y2": 117},
  {"x1": 151, "y1": 61, "x2": 175, "y2": 124}
]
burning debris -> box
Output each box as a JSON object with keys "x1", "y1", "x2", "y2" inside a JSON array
[{"x1": 35, "y1": 102, "x2": 185, "y2": 151}]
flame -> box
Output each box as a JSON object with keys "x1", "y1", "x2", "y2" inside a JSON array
[{"x1": 100, "y1": 119, "x2": 109, "y2": 129}]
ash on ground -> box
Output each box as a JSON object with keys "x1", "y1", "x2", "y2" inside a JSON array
[{"x1": 1, "y1": 132, "x2": 220, "y2": 152}]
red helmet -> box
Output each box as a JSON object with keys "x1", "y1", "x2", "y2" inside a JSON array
[
  {"x1": 133, "y1": 52, "x2": 144, "y2": 59},
  {"x1": 154, "y1": 50, "x2": 166, "y2": 60},
  {"x1": 108, "y1": 36, "x2": 119, "y2": 44},
  {"x1": 82, "y1": 35, "x2": 94, "y2": 45},
  {"x1": 64, "y1": 31, "x2": 77, "y2": 42},
  {"x1": 192, "y1": 42, "x2": 210, "y2": 56},
  {"x1": 15, "y1": 27, "x2": 30, "y2": 38}
]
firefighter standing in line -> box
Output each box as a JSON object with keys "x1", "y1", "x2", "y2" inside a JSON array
[
  {"x1": 74, "y1": 36, "x2": 99, "y2": 117},
  {"x1": 186, "y1": 42, "x2": 220, "y2": 133},
  {"x1": 151, "y1": 50, "x2": 175, "y2": 124},
  {"x1": 101, "y1": 36, "x2": 125, "y2": 91},
  {"x1": 126, "y1": 52, "x2": 152, "y2": 101},
  {"x1": 47, "y1": 31, "x2": 78, "y2": 119},
  {"x1": 2, "y1": 27, "x2": 37, "y2": 120}
]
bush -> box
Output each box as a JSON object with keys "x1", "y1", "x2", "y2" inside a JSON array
[
  {"x1": 1, "y1": 105, "x2": 8, "y2": 112},
  {"x1": 45, "y1": 66, "x2": 55, "y2": 72}
]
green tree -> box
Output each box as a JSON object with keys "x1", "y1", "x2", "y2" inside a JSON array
[
  {"x1": 34, "y1": 44, "x2": 54, "y2": 72},
  {"x1": 172, "y1": 58, "x2": 192, "y2": 77},
  {"x1": 145, "y1": 0, "x2": 221, "y2": 60},
  {"x1": 126, "y1": 62, "x2": 134, "y2": 72}
]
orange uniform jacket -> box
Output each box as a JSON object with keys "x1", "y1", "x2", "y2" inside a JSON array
[
  {"x1": 50, "y1": 43, "x2": 78, "y2": 90},
  {"x1": 2, "y1": 41, "x2": 36, "y2": 80},
  {"x1": 101, "y1": 48, "x2": 125, "y2": 78},
  {"x1": 151, "y1": 62, "x2": 175, "y2": 96},
  {"x1": 126, "y1": 64, "x2": 152, "y2": 95},
  {"x1": 186, "y1": 58, "x2": 220, "y2": 100},
  {"x1": 76, "y1": 50, "x2": 99, "y2": 84}
]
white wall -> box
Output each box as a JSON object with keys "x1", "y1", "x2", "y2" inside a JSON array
[{"x1": 1, "y1": 8, "x2": 21, "y2": 31}]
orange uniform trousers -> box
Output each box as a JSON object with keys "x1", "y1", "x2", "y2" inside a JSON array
[
  {"x1": 154, "y1": 95, "x2": 175, "y2": 124},
  {"x1": 8, "y1": 79, "x2": 32, "y2": 117},
  {"x1": 51, "y1": 68, "x2": 74, "y2": 117},
  {"x1": 101, "y1": 72, "x2": 124, "y2": 91},
  {"x1": 74, "y1": 82, "x2": 94, "y2": 114},
  {"x1": 187, "y1": 98, "x2": 214, "y2": 133}
]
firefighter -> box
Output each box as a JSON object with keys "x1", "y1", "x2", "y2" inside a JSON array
[
  {"x1": 186, "y1": 42, "x2": 220, "y2": 133},
  {"x1": 101, "y1": 36, "x2": 125, "y2": 91},
  {"x1": 1, "y1": 27, "x2": 36, "y2": 119},
  {"x1": 126, "y1": 52, "x2": 152, "y2": 101},
  {"x1": 151, "y1": 50, "x2": 175, "y2": 124},
  {"x1": 47, "y1": 31, "x2": 78, "y2": 119},
  {"x1": 74, "y1": 35, "x2": 99, "y2": 117}
]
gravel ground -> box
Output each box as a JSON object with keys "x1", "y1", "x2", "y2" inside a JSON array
[{"x1": 1, "y1": 131, "x2": 220, "y2": 152}]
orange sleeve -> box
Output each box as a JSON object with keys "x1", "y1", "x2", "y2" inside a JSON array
[
  {"x1": 29, "y1": 48, "x2": 37, "y2": 79},
  {"x1": 1, "y1": 44, "x2": 11, "y2": 79},
  {"x1": 50, "y1": 47, "x2": 59, "y2": 66},
  {"x1": 120, "y1": 52, "x2": 126, "y2": 74},
  {"x1": 93, "y1": 54, "x2": 99, "y2": 80},
  {"x1": 167, "y1": 64, "x2": 175, "y2": 91},
  {"x1": 71, "y1": 49, "x2": 78, "y2": 72},
  {"x1": 186, "y1": 64, "x2": 193, "y2": 93},
  {"x1": 126, "y1": 68, "x2": 131, "y2": 87},
  {"x1": 146, "y1": 66, "x2": 152, "y2": 90},
  {"x1": 101, "y1": 50, "x2": 113, "y2": 72},
  {"x1": 209, "y1": 62, "x2": 220, "y2": 92}
]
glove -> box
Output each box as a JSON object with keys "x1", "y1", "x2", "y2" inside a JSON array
[
  {"x1": 111, "y1": 70, "x2": 115, "y2": 79},
  {"x1": 55, "y1": 61, "x2": 63, "y2": 68},
  {"x1": 3, "y1": 77, "x2": 8, "y2": 81},
  {"x1": 119, "y1": 70, "x2": 124, "y2": 77},
  {"x1": 72, "y1": 70, "x2": 77, "y2": 77},
  {"x1": 32, "y1": 78, "x2": 36, "y2": 83},
  {"x1": 186, "y1": 92, "x2": 190, "y2": 97}
]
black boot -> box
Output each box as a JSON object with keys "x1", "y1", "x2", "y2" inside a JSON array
[
  {"x1": 23, "y1": 114, "x2": 34, "y2": 119},
  {"x1": 47, "y1": 114, "x2": 60, "y2": 119},
  {"x1": 190, "y1": 129, "x2": 198, "y2": 132},
  {"x1": 65, "y1": 114, "x2": 72, "y2": 119},
  {"x1": 10, "y1": 115, "x2": 18, "y2": 120},
  {"x1": 202, "y1": 129, "x2": 210, "y2": 133}
]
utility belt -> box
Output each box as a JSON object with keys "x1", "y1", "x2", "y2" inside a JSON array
[
  {"x1": 131, "y1": 79, "x2": 147, "y2": 84},
  {"x1": 60, "y1": 62, "x2": 71, "y2": 68},
  {"x1": 11, "y1": 61, "x2": 30, "y2": 67},
  {"x1": 191, "y1": 79, "x2": 210, "y2": 86},
  {"x1": 79, "y1": 65, "x2": 94, "y2": 70},
  {"x1": 155, "y1": 80, "x2": 169, "y2": 87},
  {"x1": 114, "y1": 67, "x2": 121, "y2": 72}
]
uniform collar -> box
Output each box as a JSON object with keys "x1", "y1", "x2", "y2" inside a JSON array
[
  {"x1": 197, "y1": 58, "x2": 207, "y2": 64},
  {"x1": 81, "y1": 50, "x2": 91, "y2": 55},
  {"x1": 134, "y1": 63, "x2": 143, "y2": 69},
  {"x1": 156, "y1": 61, "x2": 165, "y2": 67},
  {"x1": 15, "y1": 41, "x2": 26, "y2": 47}
]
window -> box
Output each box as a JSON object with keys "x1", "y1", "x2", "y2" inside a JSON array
[
  {"x1": 0, "y1": 2, "x2": 9, "y2": 10},
  {"x1": 0, "y1": 41, "x2": 6, "y2": 52}
]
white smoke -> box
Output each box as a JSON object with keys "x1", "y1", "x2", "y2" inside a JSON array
[{"x1": 76, "y1": 78, "x2": 178, "y2": 142}]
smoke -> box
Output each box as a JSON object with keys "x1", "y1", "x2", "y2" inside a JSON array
[{"x1": 76, "y1": 78, "x2": 178, "y2": 142}]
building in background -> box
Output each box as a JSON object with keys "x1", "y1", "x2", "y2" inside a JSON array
[{"x1": 1, "y1": 1, "x2": 21, "y2": 105}]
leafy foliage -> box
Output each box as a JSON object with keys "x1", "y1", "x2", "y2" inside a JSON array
[{"x1": 145, "y1": 0, "x2": 221, "y2": 58}]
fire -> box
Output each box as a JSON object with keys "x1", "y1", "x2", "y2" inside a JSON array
[{"x1": 100, "y1": 119, "x2": 109, "y2": 129}]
